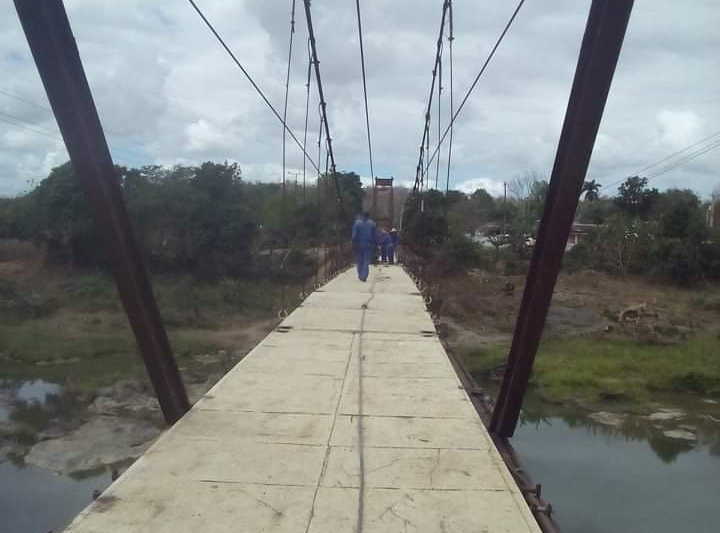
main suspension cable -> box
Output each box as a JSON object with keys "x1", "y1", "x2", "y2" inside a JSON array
[
  {"x1": 355, "y1": 0, "x2": 375, "y2": 185},
  {"x1": 414, "y1": 0, "x2": 450, "y2": 194},
  {"x1": 281, "y1": 0, "x2": 297, "y2": 202},
  {"x1": 424, "y1": 0, "x2": 526, "y2": 172},
  {"x1": 186, "y1": 0, "x2": 319, "y2": 172},
  {"x1": 303, "y1": 0, "x2": 344, "y2": 210},
  {"x1": 434, "y1": 41, "x2": 443, "y2": 190},
  {"x1": 302, "y1": 39, "x2": 313, "y2": 203},
  {"x1": 444, "y1": 0, "x2": 455, "y2": 194}
]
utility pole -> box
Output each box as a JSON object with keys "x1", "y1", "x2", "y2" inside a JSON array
[
  {"x1": 14, "y1": 0, "x2": 190, "y2": 424},
  {"x1": 503, "y1": 181, "x2": 508, "y2": 235},
  {"x1": 490, "y1": 0, "x2": 634, "y2": 438},
  {"x1": 289, "y1": 170, "x2": 301, "y2": 203}
]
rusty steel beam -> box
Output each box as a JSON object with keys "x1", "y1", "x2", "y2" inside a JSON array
[
  {"x1": 490, "y1": 0, "x2": 634, "y2": 438},
  {"x1": 14, "y1": 0, "x2": 190, "y2": 424}
]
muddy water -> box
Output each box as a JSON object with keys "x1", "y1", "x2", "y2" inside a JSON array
[
  {"x1": 513, "y1": 399, "x2": 720, "y2": 533},
  {"x1": 0, "y1": 462, "x2": 111, "y2": 533},
  {"x1": 1, "y1": 379, "x2": 112, "y2": 533},
  {"x1": 3, "y1": 377, "x2": 719, "y2": 532}
]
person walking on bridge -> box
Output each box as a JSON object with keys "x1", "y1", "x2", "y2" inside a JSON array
[
  {"x1": 377, "y1": 227, "x2": 390, "y2": 263},
  {"x1": 352, "y1": 211, "x2": 376, "y2": 282},
  {"x1": 388, "y1": 227, "x2": 399, "y2": 264}
]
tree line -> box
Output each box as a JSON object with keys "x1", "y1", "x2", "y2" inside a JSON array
[
  {"x1": 0, "y1": 161, "x2": 363, "y2": 279},
  {"x1": 402, "y1": 174, "x2": 720, "y2": 284}
]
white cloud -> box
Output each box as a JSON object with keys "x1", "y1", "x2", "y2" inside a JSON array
[
  {"x1": 456, "y1": 177, "x2": 504, "y2": 197},
  {"x1": 657, "y1": 109, "x2": 702, "y2": 148},
  {"x1": 0, "y1": 0, "x2": 718, "y2": 198}
]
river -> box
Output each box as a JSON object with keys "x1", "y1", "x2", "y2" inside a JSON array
[
  {"x1": 1, "y1": 379, "x2": 719, "y2": 532},
  {"x1": 0, "y1": 462, "x2": 111, "y2": 533},
  {"x1": 1, "y1": 379, "x2": 112, "y2": 533},
  {"x1": 514, "y1": 398, "x2": 720, "y2": 533}
]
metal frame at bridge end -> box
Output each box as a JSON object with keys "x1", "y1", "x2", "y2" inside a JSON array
[
  {"x1": 490, "y1": 0, "x2": 635, "y2": 438},
  {"x1": 14, "y1": 0, "x2": 190, "y2": 424}
]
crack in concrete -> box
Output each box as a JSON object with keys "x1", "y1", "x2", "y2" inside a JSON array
[{"x1": 429, "y1": 449, "x2": 442, "y2": 489}]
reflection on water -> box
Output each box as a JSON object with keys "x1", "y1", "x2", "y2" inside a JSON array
[
  {"x1": 16, "y1": 379, "x2": 62, "y2": 403},
  {"x1": 0, "y1": 379, "x2": 63, "y2": 422},
  {"x1": 514, "y1": 400, "x2": 720, "y2": 533},
  {"x1": 0, "y1": 461, "x2": 111, "y2": 533},
  {"x1": 1, "y1": 379, "x2": 111, "y2": 532}
]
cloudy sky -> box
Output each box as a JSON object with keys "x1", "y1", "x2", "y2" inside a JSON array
[{"x1": 1, "y1": 0, "x2": 718, "y2": 198}]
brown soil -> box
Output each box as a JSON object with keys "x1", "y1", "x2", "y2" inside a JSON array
[{"x1": 430, "y1": 268, "x2": 720, "y2": 354}]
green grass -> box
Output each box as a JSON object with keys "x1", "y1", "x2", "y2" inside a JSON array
[
  {"x1": 462, "y1": 335, "x2": 720, "y2": 405},
  {"x1": 0, "y1": 273, "x2": 292, "y2": 390},
  {"x1": 0, "y1": 315, "x2": 236, "y2": 390},
  {"x1": 459, "y1": 343, "x2": 510, "y2": 376}
]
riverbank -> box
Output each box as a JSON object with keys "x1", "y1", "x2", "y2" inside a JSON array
[
  {"x1": 0, "y1": 244, "x2": 289, "y2": 474},
  {"x1": 437, "y1": 268, "x2": 720, "y2": 413}
]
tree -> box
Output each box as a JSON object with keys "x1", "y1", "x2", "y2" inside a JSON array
[
  {"x1": 577, "y1": 197, "x2": 617, "y2": 224},
  {"x1": 401, "y1": 190, "x2": 449, "y2": 247},
  {"x1": 582, "y1": 179, "x2": 601, "y2": 201},
  {"x1": 654, "y1": 189, "x2": 703, "y2": 240},
  {"x1": 471, "y1": 187, "x2": 494, "y2": 206},
  {"x1": 25, "y1": 162, "x2": 111, "y2": 266},
  {"x1": 614, "y1": 176, "x2": 659, "y2": 219}
]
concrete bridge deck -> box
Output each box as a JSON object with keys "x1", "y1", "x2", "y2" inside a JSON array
[{"x1": 64, "y1": 265, "x2": 541, "y2": 533}]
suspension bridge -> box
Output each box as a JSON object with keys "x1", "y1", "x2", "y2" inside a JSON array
[
  {"x1": 11, "y1": 0, "x2": 638, "y2": 531},
  {"x1": 62, "y1": 265, "x2": 542, "y2": 532}
]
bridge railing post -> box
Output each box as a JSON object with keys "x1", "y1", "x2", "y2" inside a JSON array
[
  {"x1": 14, "y1": 0, "x2": 190, "y2": 424},
  {"x1": 490, "y1": 0, "x2": 634, "y2": 438}
]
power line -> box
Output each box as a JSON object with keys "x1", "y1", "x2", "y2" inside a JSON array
[
  {"x1": 185, "y1": 0, "x2": 319, "y2": 173},
  {"x1": 355, "y1": 0, "x2": 375, "y2": 184},
  {"x1": 303, "y1": 0, "x2": 343, "y2": 209},
  {"x1": 637, "y1": 129, "x2": 720, "y2": 175},
  {"x1": 0, "y1": 88, "x2": 52, "y2": 112},
  {"x1": 424, "y1": 0, "x2": 527, "y2": 172},
  {"x1": 648, "y1": 138, "x2": 720, "y2": 179},
  {"x1": 600, "y1": 130, "x2": 720, "y2": 191},
  {"x1": 414, "y1": 0, "x2": 450, "y2": 194},
  {"x1": 0, "y1": 110, "x2": 61, "y2": 140},
  {"x1": 0, "y1": 108, "x2": 147, "y2": 167}
]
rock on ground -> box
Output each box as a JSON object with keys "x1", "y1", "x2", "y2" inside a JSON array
[
  {"x1": 662, "y1": 429, "x2": 697, "y2": 442},
  {"x1": 25, "y1": 415, "x2": 162, "y2": 474},
  {"x1": 588, "y1": 411, "x2": 625, "y2": 427},
  {"x1": 648, "y1": 408, "x2": 686, "y2": 422}
]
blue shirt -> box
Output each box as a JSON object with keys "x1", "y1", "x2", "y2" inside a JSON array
[{"x1": 352, "y1": 218, "x2": 377, "y2": 247}]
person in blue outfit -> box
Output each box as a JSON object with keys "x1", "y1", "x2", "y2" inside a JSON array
[
  {"x1": 388, "y1": 227, "x2": 399, "y2": 264},
  {"x1": 377, "y1": 228, "x2": 390, "y2": 263},
  {"x1": 351, "y1": 211, "x2": 376, "y2": 282}
]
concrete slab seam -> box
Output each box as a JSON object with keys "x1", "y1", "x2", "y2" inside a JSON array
[{"x1": 302, "y1": 317, "x2": 357, "y2": 533}]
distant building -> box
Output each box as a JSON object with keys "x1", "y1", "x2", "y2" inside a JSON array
[
  {"x1": 566, "y1": 223, "x2": 599, "y2": 250},
  {"x1": 470, "y1": 221, "x2": 598, "y2": 250}
]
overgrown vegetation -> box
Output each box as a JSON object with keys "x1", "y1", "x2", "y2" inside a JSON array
[
  {"x1": 0, "y1": 161, "x2": 363, "y2": 278},
  {"x1": 0, "y1": 271, "x2": 296, "y2": 389},
  {"x1": 0, "y1": 160, "x2": 363, "y2": 390},
  {"x1": 461, "y1": 335, "x2": 720, "y2": 405},
  {"x1": 400, "y1": 175, "x2": 720, "y2": 409}
]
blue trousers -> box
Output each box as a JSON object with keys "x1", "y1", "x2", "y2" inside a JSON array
[
  {"x1": 354, "y1": 245, "x2": 372, "y2": 281},
  {"x1": 386, "y1": 244, "x2": 395, "y2": 264}
]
